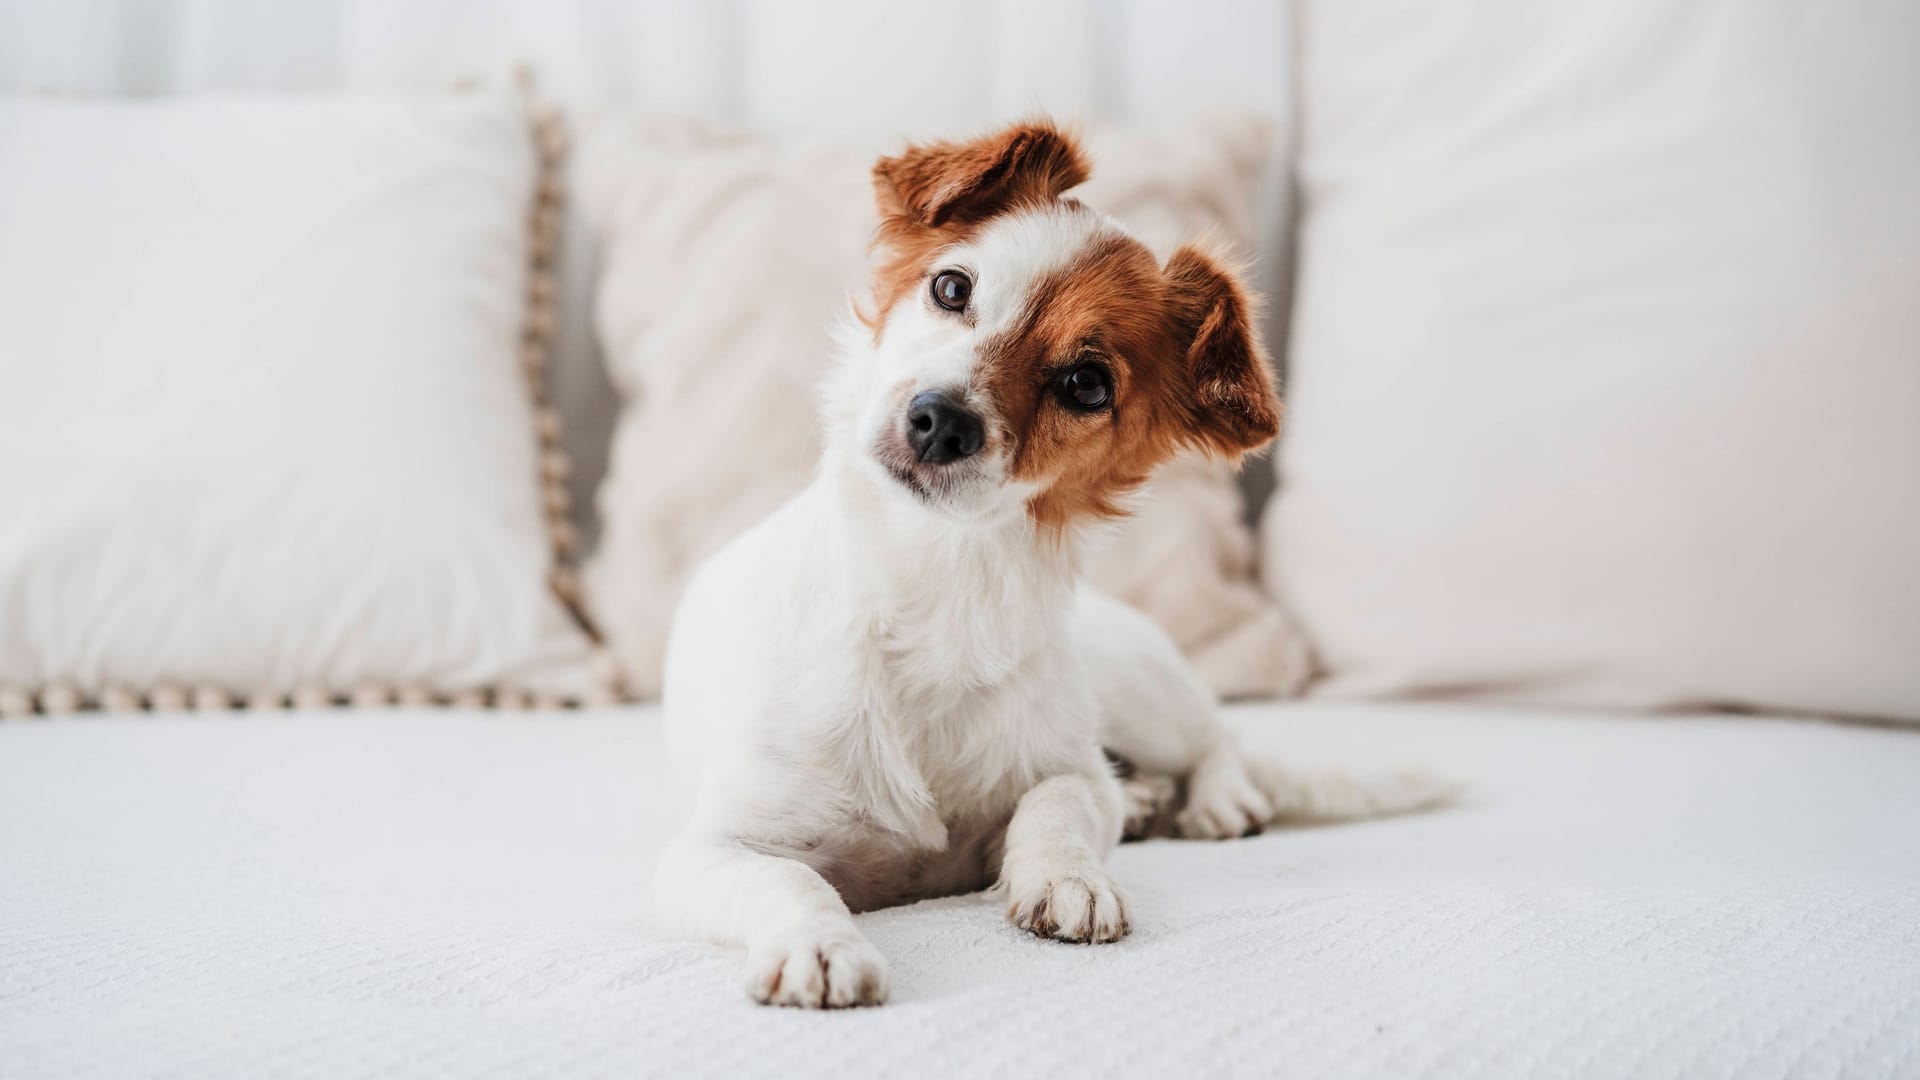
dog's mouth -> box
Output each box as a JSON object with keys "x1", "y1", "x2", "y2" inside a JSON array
[
  {"x1": 885, "y1": 462, "x2": 933, "y2": 501},
  {"x1": 873, "y1": 441, "x2": 975, "y2": 506}
]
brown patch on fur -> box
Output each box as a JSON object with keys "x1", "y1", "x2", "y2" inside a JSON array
[
  {"x1": 1163, "y1": 245, "x2": 1281, "y2": 457},
  {"x1": 862, "y1": 121, "x2": 1090, "y2": 335},
  {"x1": 975, "y1": 231, "x2": 1281, "y2": 532},
  {"x1": 862, "y1": 120, "x2": 1281, "y2": 532},
  {"x1": 978, "y1": 231, "x2": 1189, "y2": 529},
  {"x1": 875, "y1": 121, "x2": 1089, "y2": 230}
]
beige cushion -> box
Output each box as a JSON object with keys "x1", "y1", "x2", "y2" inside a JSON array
[
  {"x1": 578, "y1": 114, "x2": 1309, "y2": 699},
  {"x1": 0, "y1": 96, "x2": 600, "y2": 712},
  {"x1": 1266, "y1": 1, "x2": 1920, "y2": 720}
]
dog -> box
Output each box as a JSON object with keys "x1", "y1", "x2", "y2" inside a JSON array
[{"x1": 655, "y1": 120, "x2": 1454, "y2": 1008}]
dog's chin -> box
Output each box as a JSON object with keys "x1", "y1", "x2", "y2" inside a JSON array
[
  {"x1": 883, "y1": 461, "x2": 936, "y2": 502},
  {"x1": 872, "y1": 449, "x2": 989, "y2": 514},
  {"x1": 883, "y1": 459, "x2": 963, "y2": 505}
]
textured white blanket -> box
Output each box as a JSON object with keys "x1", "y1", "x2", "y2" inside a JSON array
[{"x1": 2, "y1": 703, "x2": 1916, "y2": 1078}]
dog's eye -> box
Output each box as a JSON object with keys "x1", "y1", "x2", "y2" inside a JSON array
[
  {"x1": 931, "y1": 270, "x2": 972, "y2": 312},
  {"x1": 1057, "y1": 362, "x2": 1113, "y2": 412}
]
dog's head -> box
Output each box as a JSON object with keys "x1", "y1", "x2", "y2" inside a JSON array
[{"x1": 836, "y1": 120, "x2": 1279, "y2": 530}]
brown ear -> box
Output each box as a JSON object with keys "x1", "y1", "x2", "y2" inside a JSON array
[
  {"x1": 1165, "y1": 244, "x2": 1281, "y2": 459},
  {"x1": 872, "y1": 121, "x2": 1090, "y2": 229}
]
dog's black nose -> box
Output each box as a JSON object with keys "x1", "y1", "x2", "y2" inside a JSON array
[{"x1": 906, "y1": 390, "x2": 985, "y2": 465}]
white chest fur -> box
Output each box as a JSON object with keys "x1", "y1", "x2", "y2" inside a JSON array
[{"x1": 662, "y1": 470, "x2": 1101, "y2": 911}]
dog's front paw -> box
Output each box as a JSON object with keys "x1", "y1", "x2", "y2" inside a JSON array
[
  {"x1": 1120, "y1": 773, "x2": 1178, "y2": 841},
  {"x1": 1177, "y1": 751, "x2": 1275, "y2": 840},
  {"x1": 1006, "y1": 867, "x2": 1130, "y2": 944},
  {"x1": 744, "y1": 928, "x2": 889, "y2": 1008}
]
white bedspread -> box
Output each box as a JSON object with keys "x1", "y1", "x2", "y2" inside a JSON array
[{"x1": 2, "y1": 703, "x2": 1916, "y2": 1079}]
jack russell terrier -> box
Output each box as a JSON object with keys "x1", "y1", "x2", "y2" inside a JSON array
[{"x1": 655, "y1": 120, "x2": 1454, "y2": 1008}]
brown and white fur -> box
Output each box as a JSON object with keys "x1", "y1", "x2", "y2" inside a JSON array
[{"x1": 655, "y1": 121, "x2": 1455, "y2": 1008}]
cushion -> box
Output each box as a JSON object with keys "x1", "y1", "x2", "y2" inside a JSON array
[
  {"x1": 1266, "y1": 1, "x2": 1920, "y2": 720},
  {"x1": 577, "y1": 114, "x2": 1310, "y2": 700},
  {"x1": 0, "y1": 95, "x2": 601, "y2": 710}
]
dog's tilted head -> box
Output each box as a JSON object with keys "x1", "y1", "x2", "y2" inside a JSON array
[{"x1": 834, "y1": 119, "x2": 1280, "y2": 530}]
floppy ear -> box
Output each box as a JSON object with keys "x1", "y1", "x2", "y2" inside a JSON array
[
  {"x1": 872, "y1": 121, "x2": 1090, "y2": 229},
  {"x1": 1164, "y1": 244, "x2": 1281, "y2": 459}
]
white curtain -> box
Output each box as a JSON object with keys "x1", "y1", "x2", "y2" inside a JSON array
[{"x1": 0, "y1": 0, "x2": 1290, "y2": 131}]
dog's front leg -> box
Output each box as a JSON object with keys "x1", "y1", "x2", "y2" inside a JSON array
[
  {"x1": 1000, "y1": 768, "x2": 1131, "y2": 943},
  {"x1": 656, "y1": 832, "x2": 887, "y2": 1008}
]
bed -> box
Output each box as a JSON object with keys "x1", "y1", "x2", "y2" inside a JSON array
[{"x1": 2, "y1": 702, "x2": 1914, "y2": 1078}]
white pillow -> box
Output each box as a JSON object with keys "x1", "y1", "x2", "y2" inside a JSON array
[
  {"x1": 576, "y1": 114, "x2": 1313, "y2": 700},
  {"x1": 0, "y1": 96, "x2": 601, "y2": 711},
  {"x1": 1267, "y1": 2, "x2": 1920, "y2": 720}
]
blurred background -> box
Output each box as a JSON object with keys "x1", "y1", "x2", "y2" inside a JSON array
[
  {"x1": 0, "y1": 1, "x2": 1288, "y2": 126},
  {"x1": 1, "y1": 0, "x2": 1298, "y2": 531},
  {"x1": 3, "y1": 0, "x2": 1915, "y2": 714}
]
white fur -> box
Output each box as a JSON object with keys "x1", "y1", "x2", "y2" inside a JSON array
[{"x1": 656, "y1": 206, "x2": 1453, "y2": 1008}]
